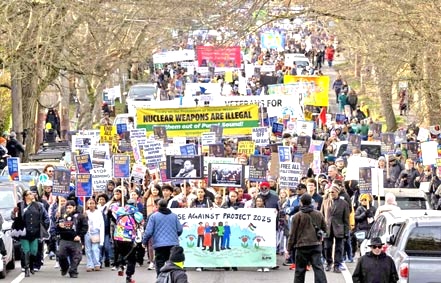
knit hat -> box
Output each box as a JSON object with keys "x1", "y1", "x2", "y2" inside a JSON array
[
  {"x1": 260, "y1": 181, "x2": 270, "y2": 188},
  {"x1": 169, "y1": 246, "x2": 185, "y2": 262}
]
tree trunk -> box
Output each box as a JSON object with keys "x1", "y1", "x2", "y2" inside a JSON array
[
  {"x1": 373, "y1": 66, "x2": 397, "y2": 132},
  {"x1": 76, "y1": 77, "x2": 93, "y2": 130},
  {"x1": 10, "y1": 67, "x2": 23, "y2": 143},
  {"x1": 21, "y1": 75, "x2": 39, "y2": 161},
  {"x1": 59, "y1": 71, "x2": 71, "y2": 140},
  {"x1": 420, "y1": 50, "x2": 441, "y2": 126}
]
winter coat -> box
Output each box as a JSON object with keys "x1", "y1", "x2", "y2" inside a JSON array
[
  {"x1": 142, "y1": 207, "x2": 182, "y2": 249},
  {"x1": 354, "y1": 205, "x2": 377, "y2": 231},
  {"x1": 323, "y1": 197, "x2": 350, "y2": 238},
  {"x1": 352, "y1": 252, "x2": 399, "y2": 283},
  {"x1": 287, "y1": 205, "x2": 327, "y2": 250},
  {"x1": 157, "y1": 261, "x2": 188, "y2": 283},
  {"x1": 12, "y1": 201, "x2": 50, "y2": 241},
  {"x1": 56, "y1": 208, "x2": 88, "y2": 242},
  {"x1": 395, "y1": 168, "x2": 420, "y2": 188}
]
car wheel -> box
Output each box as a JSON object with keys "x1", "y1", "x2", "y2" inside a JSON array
[{"x1": 6, "y1": 251, "x2": 15, "y2": 270}]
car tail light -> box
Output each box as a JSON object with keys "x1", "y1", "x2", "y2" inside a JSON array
[{"x1": 399, "y1": 262, "x2": 409, "y2": 279}]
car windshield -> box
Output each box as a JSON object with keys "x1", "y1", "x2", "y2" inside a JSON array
[
  {"x1": 295, "y1": 60, "x2": 309, "y2": 67},
  {"x1": 0, "y1": 190, "x2": 15, "y2": 209},
  {"x1": 129, "y1": 86, "x2": 156, "y2": 98},
  {"x1": 377, "y1": 197, "x2": 428, "y2": 210},
  {"x1": 337, "y1": 144, "x2": 382, "y2": 159},
  {"x1": 405, "y1": 226, "x2": 441, "y2": 254}
]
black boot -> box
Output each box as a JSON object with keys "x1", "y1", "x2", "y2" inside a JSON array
[
  {"x1": 24, "y1": 253, "x2": 30, "y2": 277},
  {"x1": 29, "y1": 254, "x2": 35, "y2": 274}
]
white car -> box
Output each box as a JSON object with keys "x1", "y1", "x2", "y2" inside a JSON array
[
  {"x1": 357, "y1": 209, "x2": 438, "y2": 256},
  {"x1": 125, "y1": 83, "x2": 158, "y2": 116}
]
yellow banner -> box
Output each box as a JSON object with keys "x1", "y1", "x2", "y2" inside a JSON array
[
  {"x1": 238, "y1": 141, "x2": 255, "y2": 156},
  {"x1": 136, "y1": 105, "x2": 259, "y2": 137},
  {"x1": 283, "y1": 75, "x2": 330, "y2": 106}
]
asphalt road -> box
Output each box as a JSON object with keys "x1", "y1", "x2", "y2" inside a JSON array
[{"x1": 6, "y1": 254, "x2": 352, "y2": 283}]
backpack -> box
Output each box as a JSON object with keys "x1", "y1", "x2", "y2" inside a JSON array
[{"x1": 156, "y1": 271, "x2": 173, "y2": 283}]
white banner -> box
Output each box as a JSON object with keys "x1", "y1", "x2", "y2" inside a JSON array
[
  {"x1": 252, "y1": 127, "x2": 270, "y2": 147},
  {"x1": 152, "y1": 49, "x2": 195, "y2": 64},
  {"x1": 201, "y1": 132, "x2": 216, "y2": 146},
  {"x1": 279, "y1": 162, "x2": 301, "y2": 188},
  {"x1": 91, "y1": 167, "x2": 111, "y2": 194},
  {"x1": 143, "y1": 140, "x2": 165, "y2": 165},
  {"x1": 172, "y1": 208, "x2": 277, "y2": 268}
]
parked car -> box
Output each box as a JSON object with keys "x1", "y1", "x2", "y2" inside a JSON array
[
  {"x1": 386, "y1": 212, "x2": 441, "y2": 283},
  {"x1": 125, "y1": 83, "x2": 157, "y2": 115},
  {"x1": 356, "y1": 210, "x2": 438, "y2": 257},
  {"x1": 0, "y1": 181, "x2": 27, "y2": 262}
]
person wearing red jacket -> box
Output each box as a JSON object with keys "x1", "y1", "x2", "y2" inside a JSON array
[{"x1": 325, "y1": 45, "x2": 335, "y2": 67}]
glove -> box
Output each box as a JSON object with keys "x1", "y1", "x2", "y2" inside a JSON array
[{"x1": 365, "y1": 210, "x2": 372, "y2": 218}]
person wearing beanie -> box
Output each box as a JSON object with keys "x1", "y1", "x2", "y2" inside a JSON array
[
  {"x1": 6, "y1": 131, "x2": 25, "y2": 158},
  {"x1": 321, "y1": 184, "x2": 350, "y2": 273},
  {"x1": 156, "y1": 246, "x2": 188, "y2": 283},
  {"x1": 257, "y1": 181, "x2": 279, "y2": 209},
  {"x1": 287, "y1": 194, "x2": 327, "y2": 283}
]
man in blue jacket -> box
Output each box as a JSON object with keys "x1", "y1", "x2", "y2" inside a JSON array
[{"x1": 142, "y1": 199, "x2": 183, "y2": 276}]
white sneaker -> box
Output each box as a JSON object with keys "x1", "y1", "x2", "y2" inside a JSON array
[
  {"x1": 257, "y1": 268, "x2": 263, "y2": 272},
  {"x1": 196, "y1": 267, "x2": 202, "y2": 272},
  {"x1": 148, "y1": 262, "x2": 155, "y2": 270},
  {"x1": 111, "y1": 266, "x2": 117, "y2": 271},
  {"x1": 263, "y1": 268, "x2": 270, "y2": 272},
  {"x1": 54, "y1": 262, "x2": 60, "y2": 269}
]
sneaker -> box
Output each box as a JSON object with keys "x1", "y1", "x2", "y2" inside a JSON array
[
  {"x1": 86, "y1": 268, "x2": 94, "y2": 272},
  {"x1": 333, "y1": 267, "x2": 342, "y2": 273},
  {"x1": 118, "y1": 266, "x2": 125, "y2": 276},
  {"x1": 94, "y1": 266, "x2": 101, "y2": 271},
  {"x1": 69, "y1": 273, "x2": 78, "y2": 278},
  {"x1": 54, "y1": 262, "x2": 60, "y2": 269},
  {"x1": 263, "y1": 268, "x2": 270, "y2": 272},
  {"x1": 147, "y1": 262, "x2": 155, "y2": 270},
  {"x1": 339, "y1": 264, "x2": 346, "y2": 270},
  {"x1": 126, "y1": 277, "x2": 135, "y2": 283},
  {"x1": 257, "y1": 268, "x2": 263, "y2": 272},
  {"x1": 196, "y1": 267, "x2": 202, "y2": 272},
  {"x1": 111, "y1": 266, "x2": 117, "y2": 271},
  {"x1": 33, "y1": 267, "x2": 40, "y2": 272},
  {"x1": 289, "y1": 263, "x2": 296, "y2": 270},
  {"x1": 325, "y1": 265, "x2": 332, "y2": 272},
  {"x1": 61, "y1": 269, "x2": 68, "y2": 276}
]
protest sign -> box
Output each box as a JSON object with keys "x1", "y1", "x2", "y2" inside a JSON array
[
  {"x1": 417, "y1": 127, "x2": 430, "y2": 141},
  {"x1": 209, "y1": 144, "x2": 224, "y2": 157},
  {"x1": 358, "y1": 167, "x2": 372, "y2": 194},
  {"x1": 100, "y1": 125, "x2": 116, "y2": 144},
  {"x1": 348, "y1": 134, "x2": 362, "y2": 153},
  {"x1": 137, "y1": 105, "x2": 259, "y2": 137},
  {"x1": 272, "y1": 122, "x2": 284, "y2": 137},
  {"x1": 283, "y1": 75, "x2": 330, "y2": 106},
  {"x1": 279, "y1": 162, "x2": 301, "y2": 189},
  {"x1": 90, "y1": 167, "x2": 111, "y2": 194},
  {"x1": 52, "y1": 169, "x2": 71, "y2": 196},
  {"x1": 252, "y1": 127, "x2": 270, "y2": 147},
  {"x1": 203, "y1": 157, "x2": 236, "y2": 175},
  {"x1": 7, "y1": 157, "x2": 20, "y2": 181},
  {"x1": 296, "y1": 136, "x2": 311, "y2": 155},
  {"x1": 238, "y1": 141, "x2": 255, "y2": 156},
  {"x1": 208, "y1": 163, "x2": 244, "y2": 188},
  {"x1": 309, "y1": 140, "x2": 325, "y2": 153},
  {"x1": 116, "y1": 123, "x2": 127, "y2": 135},
  {"x1": 312, "y1": 151, "x2": 321, "y2": 175},
  {"x1": 131, "y1": 139, "x2": 142, "y2": 164},
  {"x1": 130, "y1": 129, "x2": 147, "y2": 139},
  {"x1": 75, "y1": 154, "x2": 92, "y2": 173},
  {"x1": 130, "y1": 163, "x2": 147, "y2": 185},
  {"x1": 249, "y1": 155, "x2": 269, "y2": 182},
  {"x1": 76, "y1": 173, "x2": 93, "y2": 197},
  {"x1": 172, "y1": 208, "x2": 276, "y2": 267},
  {"x1": 72, "y1": 134, "x2": 93, "y2": 154},
  {"x1": 261, "y1": 31, "x2": 285, "y2": 50},
  {"x1": 369, "y1": 123, "x2": 382, "y2": 141},
  {"x1": 112, "y1": 155, "x2": 130, "y2": 178},
  {"x1": 381, "y1": 133, "x2": 395, "y2": 154},
  {"x1": 345, "y1": 156, "x2": 378, "y2": 180},
  {"x1": 406, "y1": 142, "x2": 419, "y2": 161},
  {"x1": 296, "y1": 120, "x2": 314, "y2": 137},
  {"x1": 181, "y1": 144, "x2": 197, "y2": 156},
  {"x1": 173, "y1": 137, "x2": 187, "y2": 146},
  {"x1": 196, "y1": 46, "x2": 241, "y2": 68},
  {"x1": 371, "y1": 168, "x2": 384, "y2": 196},
  {"x1": 153, "y1": 125, "x2": 168, "y2": 143},
  {"x1": 166, "y1": 155, "x2": 203, "y2": 179},
  {"x1": 278, "y1": 146, "x2": 292, "y2": 163},
  {"x1": 201, "y1": 132, "x2": 217, "y2": 146},
  {"x1": 210, "y1": 125, "x2": 223, "y2": 142},
  {"x1": 421, "y1": 141, "x2": 438, "y2": 165},
  {"x1": 143, "y1": 140, "x2": 164, "y2": 165}
]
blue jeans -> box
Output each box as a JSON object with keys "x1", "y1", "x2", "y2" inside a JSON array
[
  {"x1": 101, "y1": 234, "x2": 113, "y2": 264},
  {"x1": 85, "y1": 234, "x2": 101, "y2": 268}
]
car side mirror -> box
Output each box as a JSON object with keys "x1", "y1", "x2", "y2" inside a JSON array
[{"x1": 387, "y1": 235, "x2": 395, "y2": 245}]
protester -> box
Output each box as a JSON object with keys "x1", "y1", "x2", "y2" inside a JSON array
[
  {"x1": 11, "y1": 190, "x2": 50, "y2": 277},
  {"x1": 56, "y1": 200, "x2": 88, "y2": 278},
  {"x1": 288, "y1": 194, "x2": 327, "y2": 283},
  {"x1": 374, "y1": 193, "x2": 401, "y2": 219},
  {"x1": 6, "y1": 131, "x2": 25, "y2": 157},
  {"x1": 352, "y1": 237, "x2": 399, "y2": 283},
  {"x1": 142, "y1": 199, "x2": 183, "y2": 276},
  {"x1": 85, "y1": 198, "x2": 105, "y2": 272},
  {"x1": 156, "y1": 246, "x2": 189, "y2": 283}
]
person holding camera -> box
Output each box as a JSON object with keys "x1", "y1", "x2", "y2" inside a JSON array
[
  {"x1": 395, "y1": 159, "x2": 419, "y2": 188},
  {"x1": 287, "y1": 194, "x2": 328, "y2": 283}
]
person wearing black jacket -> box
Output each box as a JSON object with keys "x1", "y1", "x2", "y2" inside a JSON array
[
  {"x1": 352, "y1": 237, "x2": 398, "y2": 283},
  {"x1": 6, "y1": 132, "x2": 25, "y2": 157},
  {"x1": 56, "y1": 200, "x2": 88, "y2": 278}
]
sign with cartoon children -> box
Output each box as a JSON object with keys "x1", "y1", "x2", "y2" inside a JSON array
[{"x1": 172, "y1": 208, "x2": 277, "y2": 267}]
